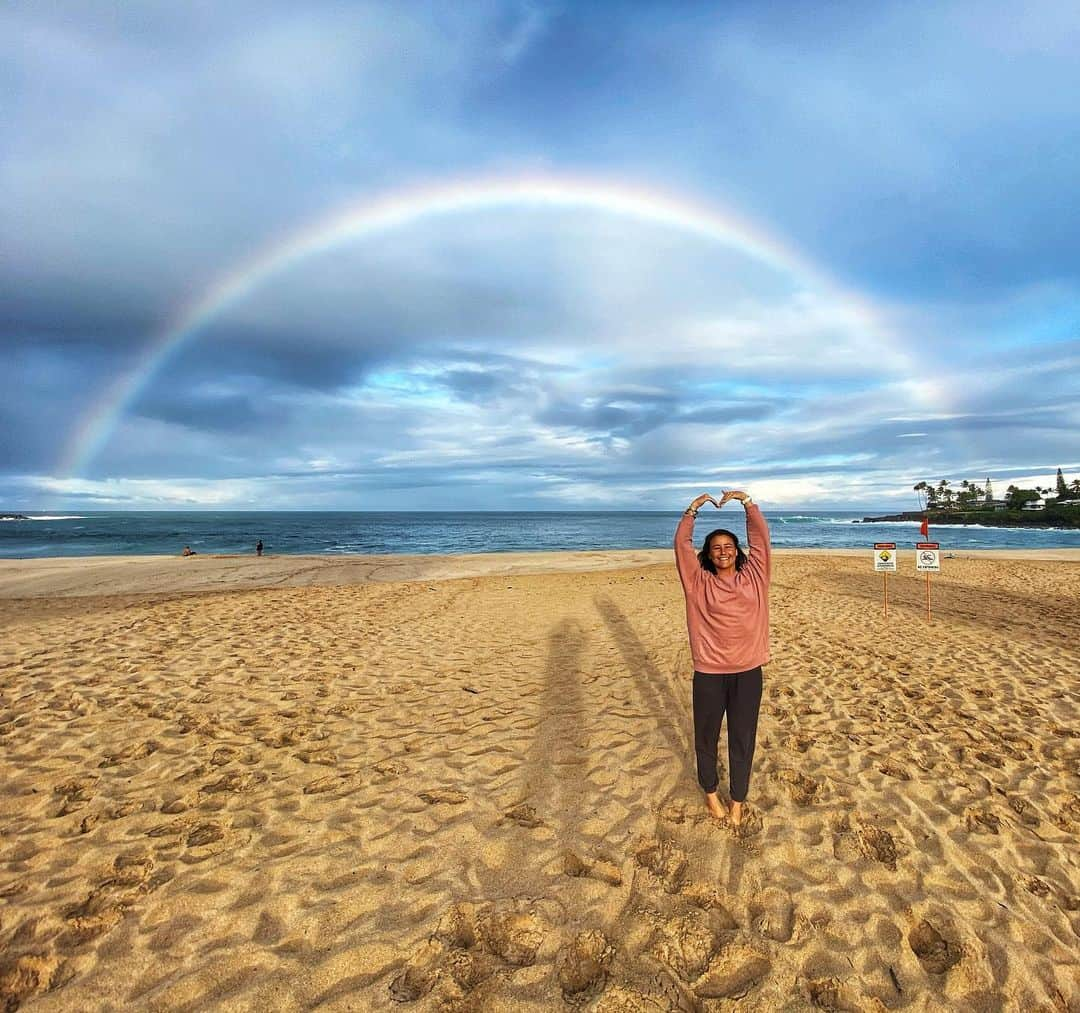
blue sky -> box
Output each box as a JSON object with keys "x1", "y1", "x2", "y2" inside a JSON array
[{"x1": 3, "y1": 1, "x2": 1077, "y2": 510}]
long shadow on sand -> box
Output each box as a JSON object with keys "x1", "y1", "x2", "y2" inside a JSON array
[
  {"x1": 808, "y1": 568, "x2": 1079, "y2": 640},
  {"x1": 592, "y1": 595, "x2": 696, "y2": 792},
  {"x1": 522, "y1": 617, "x2": 589, "y2": 840}
]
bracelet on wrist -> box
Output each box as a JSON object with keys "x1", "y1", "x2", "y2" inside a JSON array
[
  {"x1": 742, "y1": 496, "x2": 753, "y2": 506},
  {"x1": 685, "y1": 505, "x2": 699, "y2": 517}
]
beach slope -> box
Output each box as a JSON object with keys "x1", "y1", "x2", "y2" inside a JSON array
[{"x1": 1, "y1": 552, "x2": 1077, "y2": 1009}]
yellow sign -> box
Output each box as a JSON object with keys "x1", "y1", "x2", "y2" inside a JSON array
[{"x1": 874, "y1": 548, "x2": 897, "y2": 572}]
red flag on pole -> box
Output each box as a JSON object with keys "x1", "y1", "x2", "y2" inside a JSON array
[{"x1": 920, "y1": 516, "x2": 929, "y2": 538}]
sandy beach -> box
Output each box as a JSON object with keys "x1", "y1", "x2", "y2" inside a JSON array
[{"x1": 1, "y1": 551, "x2": 1078, "y2": 1011}]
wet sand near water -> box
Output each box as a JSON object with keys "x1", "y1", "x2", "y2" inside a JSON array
[{"x1": 1, "y1": 548, "x2": 1076, "y2": 600}]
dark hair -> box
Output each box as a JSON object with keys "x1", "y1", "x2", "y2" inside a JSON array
[{"x1": 697, "y1": 528, "x2": 747, "y2": 574}]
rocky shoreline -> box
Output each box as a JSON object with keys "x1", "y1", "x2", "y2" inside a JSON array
[{"x1": 859, "y1": 510, "x2": 1079, "y2": 530}]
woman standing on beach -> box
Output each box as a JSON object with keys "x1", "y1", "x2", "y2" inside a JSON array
[{"x1": 674, "y1": 489, "x2": 771, "y2": 826}]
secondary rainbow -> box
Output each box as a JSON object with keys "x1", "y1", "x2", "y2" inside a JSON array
[{"x1": 60, "y1": 173, "x2": 904, "y2": 476}]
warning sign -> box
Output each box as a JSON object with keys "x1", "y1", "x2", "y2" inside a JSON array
[
  {"x1": 916, "y1": 542, "x2": 940, "y2": 572},
  {"x1": 873, "y1": 542, "x2": 897, "y2": 572}
]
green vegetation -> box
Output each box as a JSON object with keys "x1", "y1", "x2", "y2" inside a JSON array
[
  {"x1": 909, "y1": 469, "x2": 1080, "y2": 528},
  {"x1": 922, "y1": 504, "x2": 1080, "y2": 528}
]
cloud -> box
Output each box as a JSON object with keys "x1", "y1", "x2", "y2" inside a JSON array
[{"x1": 3, "y1": 2, "x2": 1079, "y2": 511}]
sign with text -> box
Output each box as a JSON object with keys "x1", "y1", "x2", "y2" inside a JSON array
[
  {"x1": 873, "y1": 542, "x2": 897, "y2": 572},
  {"x1": 916, "y1": 542, "x2": 940, "y2": 572}
]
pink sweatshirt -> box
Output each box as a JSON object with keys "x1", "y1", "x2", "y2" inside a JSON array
[{"x1": 674, "y1": 505, "x2": 771, "y2": 674}]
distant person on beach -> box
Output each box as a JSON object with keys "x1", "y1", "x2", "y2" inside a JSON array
[
  {"x1": 256, "y1": 540, "x2": 263, "y2": 556},
  {"x1": 181, "y1": 545, "x2": 196, "y2": 556},
  {"x1": 674, "y1": 489, "x2": 771, "y2": 827}
]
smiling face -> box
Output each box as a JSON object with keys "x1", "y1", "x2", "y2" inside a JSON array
[{"x1": 707, "y1": 533, "x2": 739, "y2": 573}]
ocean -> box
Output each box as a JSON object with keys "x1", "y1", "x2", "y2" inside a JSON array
[{"x1": 2, "y1": 511, "x2": 1079, "y2": 559}]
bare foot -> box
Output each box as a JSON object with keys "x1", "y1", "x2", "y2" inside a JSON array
[
  {"x1": 729, "y1": 800, "x2": 744, "y2": 826},
  {"x1": 705, "y1": 792, "x2": 726, "y2": 820}
]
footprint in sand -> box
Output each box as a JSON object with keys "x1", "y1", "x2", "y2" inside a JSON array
[
  {"x1": 78, "y1": 813, "x2": 101, "y2": 835},
  {"x1": 258, "y1": 728, "x2": 306, "y2": 749},
  {"x1": 372, "y1": 759, "x2": 409, "y2": 779},
  {"x1": 176, "y1": 712, "x2": 215, "y2": 736},
  {"x1": 829, "y1": 813, "x2": 899, "y2": 869},
  {"x1": 974, "y1": 750, "x2": 1005, "y2": 769},
  {"x1": 160, "y1": 793, "x2": 195, "y2": 815},
  {"x1": 59, "y1": 854, "x2": 158, "y2": 947},
  {"x1": 777, "y1": 769, "x2": 822, "y2": 805},
  {"x1": 52, "y1": 775, "x2": 98, "y2": 817},
  {"x1": 0, "y1": 881, "x2": 28, "y2": 901},
  {"x1": 98, "y1": 740, "x2": 158, "y2": 768},
  {"x1": 388, "y1": 900, "x2": 549, "y2": 1005},
  {"x1": 803, "y1": 976, "x2": 876, "y2": 1010},
  {"x1": 502, "y1": 803, "x2": 543, "y2": 829},
  {"x1": 693, "y1": 945, "x2": 772, "y2": 1000},
  {"x1": 79, "y1": 799, "x2": 147, "y2": 834},
  {"x1": 477, "y1": 905, "x2": 547, "y2": 967},
  {"x1": 748, "y1": 886, "x2": 795, "y2": 942},
  {"x1": 730, "y1": 807, "x2": 764, "y2": 839},
  {"x1": 108, "y1": 799, "x2": 145, "y2": 820},
  {"x1": 201, "y1": 770, "x2": 266, "y2": 795},
  {"x1": 592, "y1": 984, "x2": 682, "y2": 1011},
  {"x1": 999, "y1": 734, "x2": 1033, "y2": 760},
  {"x1": 0, "y1": 953, "x2": 64, "y2": 1011},
  {"x1": 1023, "y1": 876, "x2": 1053, "y2": 898},
  {"x1": 303, "y1": 773, "x2": 351, "y2": 796},
  {"x1": 185, "y1": 823, "x2": 225, "y2": 848},
  {"x1": 418, "y1": 788, "x2": 467, "y2": 806},
  {"x1": 855, "y1": 821, "x2": 899, "y2": 870},
  {"x1": 1050, "y1": 796, "x2": 1080, "y2": 833},
  {"x1": 209, "y1": 746, "x2": 239, "y2": 766},
  {"x1": 653, "y1": 912, "x2": 720, "y2": 983},
  {"x1": 879, "y1": 761, "x2": 911, "y2": 781},
  {"x1": 907, "y1": 919, "x2": 961, "y2": 974},
  {"x1": 962, "y1": 808, "x2": 1001, "y2": 835},
  {"x1": 145, "y1": 813, "x2": 241, "y2": 862},
  {"x1": 556, "y1": 929, "x2": 614, "y2": 999},
  {"x1": 678, "y1": 884, "x2": 738, "y2": 928},
  {"x1": 562, "y1": 850, "x2": 623, "y2": 887},
  {"x1": 1007, "y1": 796, "x2": 1040, "y2": 827},
  {"x1": 633, "y1": 836, "x2": 688, "y2": 894}
]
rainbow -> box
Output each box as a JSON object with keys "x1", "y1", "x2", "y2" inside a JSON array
[{"x1": 59, "y1": 173, "x2": 904, "y2": 476}]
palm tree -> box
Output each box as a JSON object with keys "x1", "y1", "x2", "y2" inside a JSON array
[{"x1": 913, "y1": 481, "x2": 929, "y2": 511}]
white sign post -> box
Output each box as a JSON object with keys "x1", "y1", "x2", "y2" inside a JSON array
[
  {"x1": 873, "y1": 543, "x2": 896, "y2": 616},
  {"x1": 915, "y1": 546, "x2": 940, "y2": 572},
  {"x1": 916, "y1": 542, "x2": 940, "y2": 621}
]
